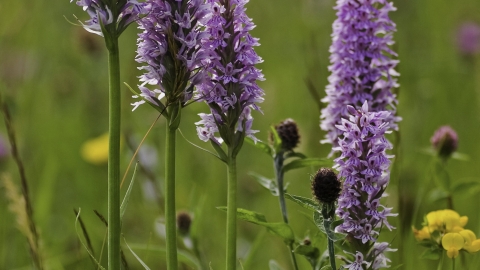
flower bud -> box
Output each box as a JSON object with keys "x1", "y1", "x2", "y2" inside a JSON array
[
  {"x1": 176, "y1": 211, "x2": 192, "y2": 236},
  {"x1": 311, "y1": 168, "x2": 341, "y2": 204},
  {"x1": 430, "y1": 126, "x2": 458, "y2": 159},
  {"x1": 272, "y1": 119, "x2": 300, "y2": 151}
]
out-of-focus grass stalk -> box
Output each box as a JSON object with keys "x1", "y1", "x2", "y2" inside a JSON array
[
  {"x1": 226, "y1": 148, "x2": 237, "y2": 270},
  {"x1": 1, "y1": 94, "x2": 43, "y2": 270},
  {"x1": 106, "y1": 32, "x2": 121, "y2": 270}
]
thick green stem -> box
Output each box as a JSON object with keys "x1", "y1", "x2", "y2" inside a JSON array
[
  {"x1": 327, "y1": 238, "x2": 336, "y2": 270},
  {"x1": 165, "y1": 120, "x2": 178, "y2": 270},
  {"x1": 274, "y1": 154, "x2": 299, "y2": 270},
  {"x1": 226, "y1": 150, "x2": 237, "y2": 270},
  {"x1": 107, "y1": 38, "x2": 121, "y2": 270}
]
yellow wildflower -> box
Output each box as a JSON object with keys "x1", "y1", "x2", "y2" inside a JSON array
[
  {"x1": 413, "y1": 226, "x2": 431, "y2": 241},
  {"x1": 442, "y1": 232, "x2": 464, "y2": 258},
  {"x1": 459, "y1": 229, "x2": 480, "y2": 253},
  {"x1": 81, "y1": 133, "x2": 123, "y2": 165}
]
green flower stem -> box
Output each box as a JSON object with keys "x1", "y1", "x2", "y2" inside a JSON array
[
  {"x1": 274, "y1": 153, "x2": 299, "y2": 270},
  {"x1": 327, "y1": 237, "x2": 336, "y2": 270},
  {"x1": 226, "y1": 149, "x2": 238, "y2": 270},
  {"x1": 165, "y1": 114, "x2": 178, "y2": 270},
  {"x1": 107, "y1": 37, "x2": 121, "y2": 270},
  {"x1": 323, "y1": 204, "x2": 336, "y2": 270}
]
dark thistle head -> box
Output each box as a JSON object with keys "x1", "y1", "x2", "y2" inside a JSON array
[
  {"x1": 176, "y1": 211, "x2": 192, "y2": 236},
  {"x1": 430, "y1": 126, "x2": 458, "y2": 159},
  {"x1": 311, "y1": 168, "x2": 341, "y2": 204},
  {"x1": 272, "y1": 119, "x2": 300, "y2": 151}
]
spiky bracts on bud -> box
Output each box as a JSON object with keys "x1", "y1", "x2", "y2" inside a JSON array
[
  {"x1": 71, "y1": 0, "x2": 145, "y2": 36},
  {"x1": 311, "y1": 168, "x2": 341, "y2": 204},
  {"x1": 430, "y1": 126, "x2": 458, "y2": 159},
  {"x1": 320, "y1": 0, "x2": 400, "y2": 149},
  {"x1": 334, "y1": 102, "x2": 397, "y2": 269},
  {"x1": 132, "y1": 0, "x2": 209, "y2": 111},
  {"x1": 176, "y1": 211, "x2": 192, "y2": 235},
  {"x1": 194, "y1": 0, "x2": 265, "y2": 145},
  {"x1": 274, "y1": 119, "x2": 300, "y2": 151}
]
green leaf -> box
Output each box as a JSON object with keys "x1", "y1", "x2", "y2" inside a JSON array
[
  {"x1": 123, "y1": 236, "x2": 151, "y2": 270},
  {"x1": 74, "y1": 209, "x2": 106, "y2": 270},
  {"x1": 451, "y1": 152, "x2": 469, "y2": 161},
  {"x1": 210, "y1": 140, "x2": 228, "y2": 163},
  {"x1": 270, "y1": 126, "x2": 282, "y2": 153},
  {"x1": 269, "y1": 260, "x2": 285, "y2": 270},
  {"x1": 244, "y1": 136, "x2": 272, "y2": 157},
  {"x1": 320, "y1": 266, "x2": 333, "y2": 270},
  {"x1": 127, "y1": 243, "x2": 201, "y2": 269},
  {"x1": 120, "y1": 162, "x2": 138, "y2": 221},
  {"x1": 285, "y1": 193, "x2": 320, "y2": 212},
  {"x1": 426, "y1": 188, "x2": 450, "y2": 204},
  {"x1": 283, "y1": 158, "x2": 333, "y2": 173},
  {"x1": 249, "y1": 172, "x2": 279, "y2": 196},
  {"x1": 284, "y1": 151, "x2": 307, "y2": 160},
  {"x1": 313, "y1": 211, "x2": 326, "y2": 234},
  {"x1": 420, "y1": 248, "x2": 442, "y2": 260},
  {"x1": 294, "y1": 245, "x2": 320, "y2": 259},
  {"x1": 314, "y1": 212, "x2": 345, "y2": 242},
  {"x1": 217, "y1": 207, "x2": 294, "y2": 243},
  {"x1": 168, "y1": 101, "x2": 182, "y2": 130},
  {"x1": 452, "y1": 181, "x2": 480, "y2": 195}
]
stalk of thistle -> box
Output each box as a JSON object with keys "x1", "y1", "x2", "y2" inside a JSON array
[
  {"x1": 71, "y1": 1, "x2": 145, "y2": 268},
  {"x1": 194, "y1": 0, "x2": 264, "y2": 268},
  {"x1": 270, "y1": 119, "x2": 301, "y2": 270},
  {"x1": 133, "y1": 1, "x2": 208, "y2": 269}
]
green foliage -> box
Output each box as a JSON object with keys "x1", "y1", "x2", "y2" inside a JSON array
[
  {"x1": 217, "y1": 207, "x2": 295, "y2": 244},
  {"x1": 285, "y1": 193, "x2": 320, "y2": 212}
]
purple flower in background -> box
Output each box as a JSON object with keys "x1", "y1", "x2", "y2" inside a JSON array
[
  {"x1": 320, "y1": 0, "x2": 400, "y2": 149},
  {"x1": 0, "y1": 134, "x2": 9, "y2": 160},
  {"x1": 71, "y1": 0, "x2": 145, "y2": 36},
  {"x1": 456, "y1": 22, "x2": 480, "y2": 56},
  {"x1": 132, "y1": 0, "x2": 208, "y2": 110},
  {"x1": 194, "y1": 0, "x2": 264, "y2": 145},
  {"x1": 334, "y1": 102, "x2": 397, "y2": 269},
  {"x1": 430, "y1": 125, "x2": 458, "y2": 159}
]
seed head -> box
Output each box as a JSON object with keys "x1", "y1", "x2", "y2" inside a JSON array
[
  {"x1": 273, "y1": 119, "x2": 300, "y2": 151},
  {"x1": 431, "y1": 126, "x2": 458, "y2": 159},
  {"x1": 311, "y1": 168, "x2": 341, "y2": 204},
  {"x1": 176, "y1": 212, "x2": 192, "y2": 235}
]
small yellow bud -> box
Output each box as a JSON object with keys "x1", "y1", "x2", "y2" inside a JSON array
[{"x1": 413, "y1": 226, "x2": 431, "y2": 241}]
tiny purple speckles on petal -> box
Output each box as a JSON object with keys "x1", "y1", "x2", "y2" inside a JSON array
[
  {"x1": 334, "y1": 101, "x2": 396, "y2": 269},
  {"x1": 320, "y1": 0, "x2": 400, "y2": 150},
  {"x1": 194, "y1": 0, "x2": 265, "y2": 144}
]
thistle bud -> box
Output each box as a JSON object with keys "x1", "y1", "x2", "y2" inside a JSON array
[
  {"x1": 176, "y1": 212, "x2": 192, "y2": 236},
  {"x1": 311, "y1": 168, "x2": 341, "y2": 204},
  {"x1": 272, "y1": 119, "x2": 300, "y2": 151},
  {"x1": 430, "y1": 126, "x2": 458, "y2": 159}
]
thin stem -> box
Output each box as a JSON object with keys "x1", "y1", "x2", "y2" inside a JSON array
[
  {"x1": 327, "y1": 238, "x2": 336, "y2": 270},
  {"x1": 274, "y1": 154, "x2": 299, "y2": 270},
  {"x1": 107, "y1": 38, "x2": 121, "y2": 270},
  {"x1": 226, "y1": 149, "x2": 237, "y2": 270},
  {"x1": 165, "y1": 118, "x2": 178, "y2": 270},
  {"x1": 452, "y1": 258, "x2": 455, "y2": 270}
]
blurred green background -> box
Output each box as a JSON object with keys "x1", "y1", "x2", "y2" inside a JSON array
[{"x1": 1, "y1": 0, "x2": 480, "y2": 269}]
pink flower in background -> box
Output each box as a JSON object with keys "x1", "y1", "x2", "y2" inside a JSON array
[{"x1": 456, "y1": 22, "x2": 480, "y2": 56}]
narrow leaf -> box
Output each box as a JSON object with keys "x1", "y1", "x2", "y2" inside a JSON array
[
  {"x1": 178, "y1": 129, "x2": 226, "y2": 163},
  {"x1": 420, "y1": 248, "x2": 441, "y2": 260},
  {"x1": 453, "y1": 181, "x2": 480, "y2": 195},
  {"x1": 74, "y1": 209, "x2": 106, "y2": 270},
  {"x1": 283, "y1": 158, "x2": 333, "y2": 173},
  {"x1": 285, "y1": 193, "x2": 320, "y2": 212},
  {"x1": 121, "y1": 162, "x2": 139, "y2": 220},
  {"x1": 270, "y1": 126, "x2": 282, "y2": 153},
  {"x1": 123, "y1": 236, "x2": 151, "y2": 270},
  {"x1": 284, "y1": 151, "x2": 307, "y2": 160},
  {"x1": 269, "y1": 260, "x2": 285, "y2": 270},
  {"x1": 249, "y1": 172, "x2": 279, "y2": 196},
  {"x1": 320, "y1": 266, "x2": 333, "y2": 270},
  {"x1": 210, "y1": 140, "x2": 228, "y2": 163},
  {"x1": 244, "y1": 136, "x2": 272, "y2": 156}
]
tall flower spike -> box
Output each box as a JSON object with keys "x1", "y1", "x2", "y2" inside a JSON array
[
  {"x1": 334, "y1": 102, "x2": 397, "y2": 269},
  {"x1": 133, "y1": 0, "x2": 209, "y2": 112},
  {"x1": 320, "y1": 0, "x2": 400, "y2": 149},
  {"x1": 194, "y1": 0, "x2": 265, "y2": 146},
  {"x1": 71, "y1": 0, "x2": 145, "y2": 36}
]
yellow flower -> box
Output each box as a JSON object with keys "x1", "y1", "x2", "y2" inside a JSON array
[
  {"x1": 426, "y1": 209, "x2": 468, "y2": 233},
  {"x1": 413, "y1": 226, "x2": 431, "y2": 241},
  {"x1": 442, "y1": 232, "x2": 464, "y2": 258},
  {"x1": 81, "y1": 133, "x2": 122, "y2": 165},
  {"x1": 459, "y1": 229, "x2": 480, "y2": 253}
]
